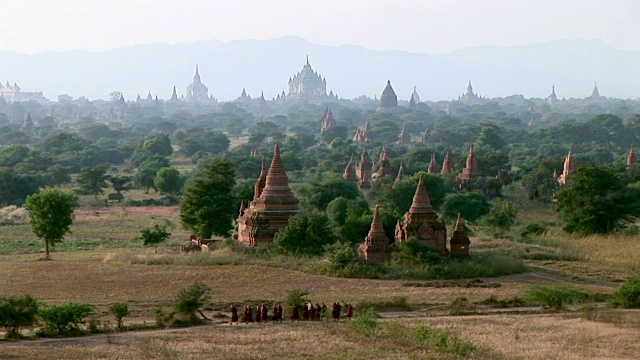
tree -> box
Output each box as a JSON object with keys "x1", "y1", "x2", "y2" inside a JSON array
[
  {"x1": 180, "y1": 158, "x2": 236, "y2": 238},
  {"x1": 0, "y1": 295, "x2": 39, "y2": 339},
  {"x1": 483, "y1": 202, "x2": 518, "y2": 234},
  {"x1": 274, "y1": 212, "x2": 337, "y2": 255},
  {"x1": 154, "y1": 167, "x2": 185, "y2": 197},
  {"x1": 109, "y1": 175, "x2": 132, "y2": 195},
  {"x1": 24, "y1": 189, "x2": 77, "y2": 259},
  {"x1": 39, "y1": 303, "x2": 96, "y2": 335},
  {"x1": 143, "y1": 134, "x2": 173, "y2": 157},
  {"x1": 555, "y1": 165, "x2": 640, "y2": 234},
  {"x1": 521, "y1": 167, "x2": 559, "y2": 202},
  {"x1": 77, "y1": 164, "x2": 110, "y2": 198},
  {"x1": 46, "y1": 164, "x2": 72, "y2": 187},
  {"x1": 441, "y1": 193, "x2": 492, "y2": 222},
  {"x1": 109, "y1": 303, "x2": 129, "y2": 329},
  {"x1": 140, "y1": 224, "x2": 171, "y2": 253},
  {"x1": 297, "y1": 179, "x2": 360, "y2": 211},
  {"x1": 175, "y1": 281, "x2": 211, "y2": 325}
]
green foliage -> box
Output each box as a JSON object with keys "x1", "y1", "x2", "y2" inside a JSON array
[
  {"x1": 154, "y1": 167, "x2": 185, "y2": 197},
  {"x1": 393, "y1": 239, "x2": 443, "y2": 266},
  {"x1": 175, "y1": 282, "x2": 210, "y2": 325},
  {"x1": 140, "y1": 225, "x2": 171, "y2": 252},
  {"x1": 483, "y1": 202, "x2": 518, "y2": 234},
  {"x1": 613, "y1": 276, "x2": 640, "y2": 308},
  {"x1": 24, "y1": 189, "x2": 77, "y2": 259},
  {"x1": 175, "y1": 128, "x2": 230, "y2": 157},
  {"x1": 524, "y1": 285, "x2": 589, "y2": 310},
  {"x1": 109, "y1": 303, "x2": 129, "y2": 329},
  {"x1": 39, "y1": 303, "x2": 96, "y2": 336},
  {"x1": 0, "y1": 167, "x2": 41, "y2": 206},
  {"x1": 0, "y1": 295, "x2": 39, "y2": 339},
  {"x1": 45, "y1": 164, "x2": 72, "y2": 186},
  {"x1": 350, "y1": 309, "x2": 378, "y2": 337},
  {"x1": 109, "y1": 175, "x2": 132, "y2": 194},
  {"x1": 449, "y1": 297, "x2": 476, "y2": 315},
  {"x1": 441, "y1": 193, "x2": 492, "y2": 221},
  {"x1": 143, "y1": 133, "x2": 173, "y2": 157},
  {"x1": 180, "y1": 157, "x2": 236, "y2": 238},
  {"x1": 77, "y1": 163, "x2": 110, "y2": 197},
  {"x1": 412, "y1": 324, "x2": 477, "y2": 355},
  {"x1": 285, "y1": 288, "x2": 310, "y2": 309},
  {"x1": 520, "y1": 223, "x2": 547, "y2": 237},
  {"x1": 274, "y1": 212, "x2": 337, "y2": 255},
  {"x1": 521, "y1": 167, "x2": 559, "y2": 202},
  {"x1": 297, "y1": 179, "x2": 360, "y2": 211}
]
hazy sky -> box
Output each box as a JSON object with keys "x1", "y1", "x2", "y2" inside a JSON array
[{"x1": 1, "y1": 0, "x2": 638, "y2": 54}]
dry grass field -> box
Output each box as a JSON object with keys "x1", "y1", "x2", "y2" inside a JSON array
[{"x1": 0, "y1": 200, "x2": 638, "y2": 359}]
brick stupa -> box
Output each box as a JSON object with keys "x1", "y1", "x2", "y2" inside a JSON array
[
  {"x1": 627, "y1": 145, "x2": 636, "y2": 168},
  {"x1": 357, "y1": 205, "x2": 392, "y2": 262},
  {"x1": 427, "y1": 153, "x2": 440, "y2": 174},
  {"x1": 343, "y1": 155, "x2": 358, "y2": 183},
  {"x1": 356, "y1": 147, "x2": 373, "y2": 189},
  {"x1": 373, "y1": 145, "x2": 393, "y2": 180},
  {"x1": 458, "y1": 144, "x2": 482, "y2": 188},
  {"x1": 558, "y1": 147, "x2": 576, "y2": 186},
  {"x1": 394, "y1": 162, "x2": 406, "y2": 186},
  {"x1": 395, "y1": 176, "x2": 447, "y2": 253},
  {"x1": 397, "y1": 125, "x2": 412, "y2": 144},
  {"x1": 449, "y1": 213, "x2": 470, "y2": 257},
  {"x1": 441, "y1": 150, "x2": 455, "y2": 175},
  {"x1": 237, "y1": 145, "x2": 299, "y2": 246},
  {"x1": 320, "y1": 107, "x2": 337, "y2": 134}
]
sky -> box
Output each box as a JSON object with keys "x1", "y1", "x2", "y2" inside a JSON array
[{"x1": 1, "y1": 0, "x2": 639, "y2": 54}]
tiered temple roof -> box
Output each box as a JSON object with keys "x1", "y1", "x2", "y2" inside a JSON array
[
  {"x1": 356, "y1": 147, "x2": 373, "y2": 189},
  {"x1": 628, "y1": 145, "x2": 637, "y2": 168},
  {"x1": 449, "y1": 214, "x2": 470, "y2": 257},
  {"x1": 427, "y1": 153, "x2": 440, "y2": 174},
  {"x1": 353, "y1": 121, "x2": 370, "y2": 143},
  {"x1": 357, "y1": 205, "x2": 392, "y2": 262},
  {"x1": 558, "y1": 147, "x2": 576, "y2": 186},
  {"x1": 397, "y1": 125, "x2": 411, "y2": 144},
  {"x1": 411, "y1": 86, "x2": 421, "y2": 103},
  {"x1": 377, "y1": 80, "x2": 398, "y2": 112},
  {"x1": 237, "y1": 145, "x2": 299, "y2": 245},
  {"x1": 547, "y1": 85, "x2": 558, "y2": 105},
  {"x1": 441, "y1": 150, "x2": 455, "y2": 175},
  {"x1": 320, "y1": 107, "x2": 337, "y2": 134},
  {"x1": 458, "y1": 144, "x2": 483, "y2": 186},
  {"x1": 373, "y1": 145, "x2": 393, "y2": 180},
  {"x1": 186, "y1": 65, "x2": 209, "y2": 102},
  {"x1": 287, "y1": 56, "x2": 328, "y2": 100},
  {"x1": 590, "y1": 83, "x2": 601, "y2": 99},
  {"x1": 250, "y1": 147, "x2": 260, "y2": 157},
  {"x1": 394, "y1": 162, "x2": 406, "y2": 185},
  {"x1": 395, "y1": 176, "x2": 447, "y2": 252},
  {"x1": 420, "y1": 128, "x2": 430, "y2": 144},
  {"x1": 343, "y1": 155, "x2": 358, "y2": 183}
]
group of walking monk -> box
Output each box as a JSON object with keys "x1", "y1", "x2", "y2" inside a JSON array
[{"x1": 229, "y1": 302, "x2": 354, "y2": 325}]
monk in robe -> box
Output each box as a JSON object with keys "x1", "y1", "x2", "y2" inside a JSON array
[
  {"x1": 310, "y1": 304, "x2": 316, "y2": 320},
  {"x1": 346, "y1": 303, "x2": 353, "y2": 320},
  {"x1": 332, "y1": 302, "x2": 342, "y2": 321},
  {"x1": 255, "y1": 305, "x2": 262, "y2": 323},
  {"x1": 244, "y1": 306, "x2": 253, "y2": 323},
  {"x1": 277, "y1": 304, "x2": 283, "y2": 323},
  {"x1": 315, "y1": 303, "x2": 322, "y2": 320},
  {"x1": 230, "y1": 305, "x2": 239, "y2": 325},
  {"x1": 261, "y1": 304, "x2": 268, "y2": 322},
  {"x1": 291, "y1": 304, "x2": 299, "y2": 320},
  {"x1": 302, "y1": 303, "x2": 310, "y2": 320}
]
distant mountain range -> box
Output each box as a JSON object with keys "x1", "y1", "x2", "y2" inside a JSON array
[{"x1": 1, "y1": 36, "x2": 639, "y2": 101}]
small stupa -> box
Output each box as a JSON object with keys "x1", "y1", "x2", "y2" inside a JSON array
[{"x1": 357, "y1": 205, "x2": 392, "y2": 262}]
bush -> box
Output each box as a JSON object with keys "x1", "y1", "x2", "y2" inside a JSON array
[
  {"x1": 412, "y1": 324, "x2": 476, "y2": 356},
  {"x1": 350, "y1": 309, "x2": 378, "y2": 337},
  {"x1": 109, "y1": 303, "x2": 129, "y2": 329},
  {"x1": 0, "y1": 295, "x2": 39, "y2": 339},
  {"x1": 39, "y1": 303, "x2": 96, "y2": 336},
  {"x1": 140, "y1": 224, "x2": 171, "y2": 253},
  {"x1": 285, "y1": 288, "x2": 310, "y2": 309},
  {"x1": 524, "y1": 285, "x2": 589, "y2": 310},
  {"x1": 175, "y1": 281, "x2": 210, "y2": 325},
  {"x1": 482, "y1": 201, "x2": 518, "y2": 235},
  {"x1": 449, "y1": 297, "x2": 476, "y2": 315},
  {"x1": 393, "y1": 239, "x2": 442, "y2": 266},
  {"x1": 613, "y1": 276, "x2": 640, "y2": 308},
  {"x1": 520, "y1": 223, "x2": 547, "y2": 237}
]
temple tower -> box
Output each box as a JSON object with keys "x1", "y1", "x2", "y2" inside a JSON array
[
  {"x1": 373, "y1": 145, "x2": 393, "y2": 180},
  {"x1": 287, "y1": 56, "x2": 328, "y2": 100},
  {"x1": 558, "y1": 147, "x2": 576, "y2": 186},
  {"x1": 394, "y1": 162, "x2": 406, "y2": 186},
  {"x1": 458, "y1": 144, "x2": 482, "y2": 187},
  {"x1": 590, "y1": 82, "x2": 601, "y2": 99},
  {"x1": 395, "y1": 176, "x2": 447, "y2": 252},
  {"x1": 21, "y1": 113, "x2": 34, "y2": 135},
  {"x1": 356, "y1": 147, "x2": 373, "y2": 189},
  {"x1": 397, "y1": 125, "x2": 411, "y2": 144},
  {"x1": 427, "y1": 153, "x2": 440, "y2": 174},
  {"x1": 344, "y1": 155, "x2": 358, "y2": 183},
  {"x1": 320, "y1": 107, "x2": 337, "y2": 134},
  {"x1": 628, "y1": 145, "x2": 637, "y2": 168},
  {"x1": 547, "y1": 85, "x2": 558, "y2": 105},
  {"x1": 411, "y1": 86, "x2": 421, "y2": 103},
  {"x1": 377, "y1": 80, "x2": 398, "y2": 112},
  {"x1": 186, "y1": 65, "x2": 210, "y2": 102},
  {"x1": 449, "y1": 214, "x2": 470, "y2": 257},
  {"x1": 357, "y1": 205, "x2": 392, "y2": 262},
  {"x1": 420, "y1": 128, "x2": 430, "y2": 144},
  {"x1": 237, "y1": 145, "x2": 299, "y2": 245},
  {"x1": 441, "y1": 150, "x2": 455, "y2": 175}
]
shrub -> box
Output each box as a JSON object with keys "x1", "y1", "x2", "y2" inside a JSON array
[
  {"x1": 109, "y1": 303, "x2": 129, "y2": 329},
  {"x1": 412, "y1": 325, "x2": 476, "y2": 356},
  {"x1": 393, "y1": 239, "x2": 442, "y2": 266},
  {"x1": 350, "y1": 309, "x2": 378, "y2": 337},
  {"x1": 39, "y1": 303, "x2": 96, "y2": 336},
  {"x1": 524, "y1": 285, "x2": 589, "y2": 310},
  {"x1": 154, "y1": 307, "x2": 172, "y2": 329},
  {"x1": 140, "y1": 224, "x2": 171, "y2": 253},
  {"x1": 449, "y1": 297, "x2": 476, "y2": 315},
  {"x1": 520, "y1": 223, "x2": 547, "y2": 237},
  {"x1": 285, "y1": 288, "x2": 310, "y2": 309},
  {"x1": 483, "y1": 202, "x2": 518, "y2": 235},
  {"x1": 175, "y1": 281, "x2": 210, "y2": 325},
  {"x1": 0, "y1": 295, "x2": 39, "y2": 339},
  {"x1": 613, "y1": 276, "x2": 640, "y2": 308}
]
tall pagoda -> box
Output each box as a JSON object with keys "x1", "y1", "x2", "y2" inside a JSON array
[
  {"x1": 372, "y1": 145, "x2": 393, "y2": 180},
  {"x1": 441, "y1": 150, "x2": 455, "y2": 175},
  {"x1": 343, "y1": 155, "x2": 358, "y2": 183},
  {"x1": 449, "y1": 214, "x2": 470, "y2": 257},
  {"x1": 397, "y1": 125, "x2": 411, "y2": 144},
  {"x1": 287, "y1": 56, "x2": 328, "y2": 100},
  {"x1": 458, "y1": 144, "x2": 483, "y2": 188},
  {"x1": 395, "y1": 176, "x2": 447, "y2": 253},
  {"x1": 376, "y1": 80, "x2": 398, "y2": 112},
  {"x1": 427, "y1": 153, "x2": 440, "y2": 174},
  {"x1": 237, "y1": 145, "x2": 299, "y2": 245},
  {"x1": 186, "y1": 65, "x2": 209, "y2": 102},
  {"x1": 320, "y1": 107, "x2": 337, "y2": 134},
  {"x1": 357, "y1": 205, "x2": 392, "y2": 262},
  {"x1": 356, "y1": 147, "x2": 373, "y2": 189},
  {"x1": 628, "y1": 145, "x2": 637, "y2": 168},
  {"x1": 558, "y1": 148, "x2": 576, "y2": 186},
  {"x1": 394, "y1": 162, "x2": 406, "y2": 185}
]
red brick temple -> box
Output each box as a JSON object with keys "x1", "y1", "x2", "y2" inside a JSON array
[{"x1": 357, "y1": 205, "x2": 392, "y2": 262}]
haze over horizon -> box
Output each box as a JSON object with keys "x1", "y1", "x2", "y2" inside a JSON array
[{"x1": 1, "y1": 0, "x2": 639, "y2": 54}]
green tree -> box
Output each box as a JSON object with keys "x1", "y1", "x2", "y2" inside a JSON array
[
  {"x1": 555, "y1": 165, "x2": 640, "y2": 234},
  {"x1": 521, "y1": 167, "x2": 559, "y2": 202},
  {"x1": 24, "y1": 189, "x2": 77, "y2": 259},
  {"x1": 483, "y1": 202, "x2": 518, "y2": 234},
  {"x1": 109, "y1": 175, "x2": 132, "y2": 195},
  {"x1": 175, "y1": 281, "x2": 210, "y2": 325},
  {"x1": 297, "y1": 179, "x2": 360, "y2": 211},
  {"x1": 77, "y1": 164, "x2": 110, "y2": 198},
  {"x1": 274, "y1": 212, "x2": 337, "y2": 255},
  {"x1": 143, "y1": 133, "x2": 173, "y2": 157},
  {"x1": 154, "y1": 167, "x2": 185, "y2": 197},
  {"x1": 134, "y1": 167, "x2": 157, "y2": 194},
  {"x1": 109, "y1": 303, "x2": 129, "y2": 329},
  {"x1": 140, "y1": 224, "x2": 171, "y2": 253},
  {"x1": 180, "y1": 158, "x2": 236, "y2": 238},
  {"x1": 0, "y1": 295, "x2": 39, "y2": 339},
  {"x1": 441, "y1": 193, "x2": 492, "y2": 222},
  {"x1": 39, "y1": 303, "x2": 96, "y2": 335},
  {"x1": 45, "y1": 164, "x2": 72, "y2": 187}
]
